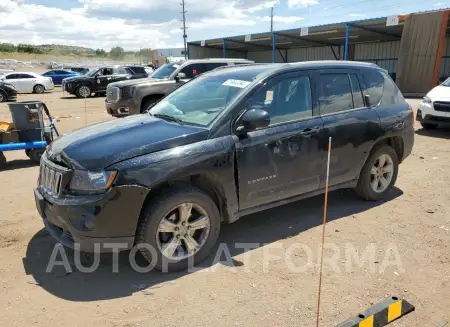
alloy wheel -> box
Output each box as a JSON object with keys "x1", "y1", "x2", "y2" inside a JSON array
[
  {"x1": 370, "y1": 154, "x2": 394, "y2": 193},
  {"x1": 156, "y1": 203, "x2": 211, "y2": 261}
]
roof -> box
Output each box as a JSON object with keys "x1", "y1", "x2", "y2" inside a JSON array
[{"x1": 189, "y1": 16, "x2": 408, "y2": 52}]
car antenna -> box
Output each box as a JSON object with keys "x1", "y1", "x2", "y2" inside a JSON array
[{"x1": 315, "y1": 136, "x2": 332, "y2": 327}]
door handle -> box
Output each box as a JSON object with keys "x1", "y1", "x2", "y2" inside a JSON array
[{"x1": 299, "y1": 126, "x2": 321, "y2": 136}]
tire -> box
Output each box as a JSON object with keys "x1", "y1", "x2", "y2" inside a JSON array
[
  {"x1": 75, "y1": 85, "x2": 91, "y2": 98},
  {"x1": 355, "y1": 144, "x2": 399, "y2": 201},
  {"x1": 0, "y1": 90, "x2": 6, "y2": 103},
  {"x1": 28, "y1": 149, "x2": 45, "y2": 164},
  {"x1": 141, "y1": 97, "x2": 161, "y2": 113},
  {"x1": 420, "y1": 122, "x2": 438, "y2": 129},
  {"x1": 33, "y1": 84, "x2": 45, "y2": 94},
  {"x1": 136, "y1": 187, "x2": 221, "y2": 272},
  {"x1": 0, "y1": 152, "x2": 6, "y2": 166}
]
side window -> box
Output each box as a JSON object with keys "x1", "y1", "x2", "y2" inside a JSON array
[
  {"x1": 45, "y1": 71, "x2": 55, "y2": 76},
  {"x1": 129, "y1": 66, "x2": 146, "y2": 74},
  {"x1": 204, "y1": 63, "x2": 227, "y2": 72},
  {"x1": 103, "y1": 68, "x2": 114, "y2": 75},
  {"x1": 56, "y1": 70, "x2": 68, "y2": 74},
  {"x1": 363, "y1": 70, "x2": 384, "y2": 106},
  {"x1": 318, "y1": 73, "x2": 353, "y2": 115},
  {"x1": 349, "y1": 73, "x2": 365, "y2": 108},
  {"x1": 380, "y1": 71, "x2": 405, "y2": 105},
  {"x1": 181, "y1": 64, "x2": 206, "y2": 78},
  {"x1": 116, "y1": 67, "x2": 128, "y2": 75},
  {"x1": 5, "y1": 74, "x2": 17, "y2": 80},
  {"x1": 20, "y1": 74, "x2": 34, "y2": 79},
  {"x1": 245, "y1": 74, "x2": 313, "y2": 126}
]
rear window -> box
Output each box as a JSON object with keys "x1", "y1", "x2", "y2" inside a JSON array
[
  {"x1": 128, "y1": 66, "x2": 147, "y2": 74},
  {"x1": 363, "y1": 69, "x2": 404, "y2": 106}
]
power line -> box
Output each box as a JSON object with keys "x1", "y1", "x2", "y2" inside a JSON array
[{"x1": 181, "y1": 0, "x2": 188, "y2": 59}]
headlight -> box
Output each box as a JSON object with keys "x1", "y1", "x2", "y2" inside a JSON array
[
  {"x1": 121, "y1": 86, "x2": 134, "y2": 98},
  {"x1": 69, "y1": 170, "x2": 117, "y2": 194},
  {"x1": 422, "y1": 96, "x2": 432, "y2": 104}
]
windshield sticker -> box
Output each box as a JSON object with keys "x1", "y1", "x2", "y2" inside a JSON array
[
  {"x1": 265, "y1": 90, "x2": 274, "y2": 104},
  {"x1": 222, "y1": 79, "x2": 251, "y2": 88}
]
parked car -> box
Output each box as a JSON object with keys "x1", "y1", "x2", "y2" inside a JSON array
[
  {"x1": 63, "y1": 67, "x2": 89, "y2": 75},
  {"x1": 0, "y1": 69, "x2": 14, "y2": 75},
  {"x1": 417, "y1": 77, "x2": 450, "y2": 129},
  {"x1": 105, "y1": 58, "x2": 255, "y2": 117},
  {"x1": 42, "y1": 69, "x2": 79, "y2": 85},
  {"x1": 0, "y1": 72, "x2": 53, "y2": 94},
  {"x1": 0, "y1": 81, "x2": 17, "y2": 102},
  {"x1": 62, "y1": 65, "x2": 148, "y2": 98},
  {"x1": 34, "y1": 61, "x2": 414, "y2": 272}
]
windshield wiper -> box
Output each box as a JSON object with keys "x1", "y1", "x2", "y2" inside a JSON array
[{"x1": 150, "y1": 113, "x2": 184, "y2": 125}]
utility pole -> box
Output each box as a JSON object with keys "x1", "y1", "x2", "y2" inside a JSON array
[
  {"x1": 270, "y1": 7, "x2": 274, "y2": 32},
  {"x1": 181, "y1": 0, "x2": 188, "y2": 59}
]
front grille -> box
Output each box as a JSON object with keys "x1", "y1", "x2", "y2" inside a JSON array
[
  {"x1": 39, "y1": 156, "x2": 71, "y2": 197},
  {"x1": 433, "y1": 101, "x2": 450, "y2": 112},
  {"x1": 106, "y1": 87, "x2": 120, "y2": 103}
]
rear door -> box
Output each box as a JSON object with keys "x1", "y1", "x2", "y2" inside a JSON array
[
  {"x1": 315, "y1": 69, "x2": 381, "y2": 187},
  {"x1": 18, "y1": 73, "x2": 36, "y2": 93},
  {"x1": 4, "y1": 74, "x2": 22, "y2": 91}
]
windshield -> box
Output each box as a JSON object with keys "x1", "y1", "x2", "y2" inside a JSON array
[
  {"x1": 85, "y1": 69, "x2": 99, "y2": 77},
  {"x1": 148, "y1": 74, "x2": 256, "y2": 126},
  {"x1": 151, "y1": 63, "x2": 180, "y2": 79},
  {"x1": 442, "y1": 77, "x2": 450, "y2": 86}
]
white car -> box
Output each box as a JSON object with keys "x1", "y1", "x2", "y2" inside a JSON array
[{"x1": 0, "y1": 72, "x2": 54, "y2": 94}]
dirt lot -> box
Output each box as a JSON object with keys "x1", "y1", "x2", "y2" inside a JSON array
[{"x1": 0, "y1": 91, "x2": 449, "y2": 327}]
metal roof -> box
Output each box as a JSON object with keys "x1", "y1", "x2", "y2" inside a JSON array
[{"x1": 189, "y1": 15, "x2": 408, "y2": 52}]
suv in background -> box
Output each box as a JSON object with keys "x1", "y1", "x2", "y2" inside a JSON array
[
  {"x1": 62, "y1": 65, "x2": 148, "y2": 98},
  {"x1": 105, "y1": 58, "x2": 254, "y2": 117},
  {"x1": 35, "y1": 61, "x2": 414, "y2": 272}
]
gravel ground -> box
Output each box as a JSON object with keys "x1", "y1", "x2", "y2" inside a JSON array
[{"x1": 0, "y1": 91, "x2": 448, "y2": 327}]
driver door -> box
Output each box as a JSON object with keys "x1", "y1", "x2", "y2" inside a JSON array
[
  {"x1": 235, "y1": 71, "x2": 324, "y2": 210},
  {"x1": 97, "y1": 68, "x2": 114, "y2": 91}
]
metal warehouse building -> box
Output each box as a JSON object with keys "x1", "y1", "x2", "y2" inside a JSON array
[{"x1": 187, "y1": 9, "x2": 450, "y2": 95}]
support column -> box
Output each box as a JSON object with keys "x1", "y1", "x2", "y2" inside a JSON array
[
  {"x1": 272, "y1": 32, "x2": 276, "y2": 63},
  {"x1": 222, "y1": 39, "x2": 227, "y2": 58},
  {"x1": 344, "y1": 24, "x2": 350, "y2": 60}
]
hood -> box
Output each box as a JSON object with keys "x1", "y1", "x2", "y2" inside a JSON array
[
  {"x1": 62, "y1": 75, "x2": 91, "y2": 83},
  {"x1": 108, "y1": 77, "x2": 162, "y2": 89},
  {"x1": 427, "y1": 85, "x2": 450, "y2": 99},
  {"x1": 46, "y1": 114, "x2": 209, "y2": 170}
]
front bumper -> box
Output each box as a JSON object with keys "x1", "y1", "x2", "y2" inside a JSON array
[
  {"x1": 105, "y1": 98, "x2": 140, "y2": 117},
  {"x1": 417, "y1": 101, "x2": 450, "y2": 126},
  {"x1": 34, "y1": 185, "x2": 150, "y2": 252},
  {"x1": 62, "y1": 82, "x2": 76, "y2": 95},
  {"x1": 3, "y1": 88, "x2": 17, "y2": 100}
]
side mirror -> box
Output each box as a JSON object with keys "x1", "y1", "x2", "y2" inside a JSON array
[
  {"x1": 175, "y1": 72, "x2": 187, "y2": 82},
  {"x1": 364, "y1": 94, "x2": 371, "y2": 107},
  {"x1": 236, "y1": 109, "x2": 270, "y2": 134}
]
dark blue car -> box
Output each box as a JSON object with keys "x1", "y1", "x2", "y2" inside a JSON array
[{"x1": 42, "y1": 69, "x2": 79, "y2": 85}]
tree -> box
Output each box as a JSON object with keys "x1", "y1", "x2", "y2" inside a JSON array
[
  {"x1": 109, "y1": 46, "x2": 125, "y2": 60},
  {"x1": 0, "y1": 43, "x2": 17, "y2": 53},
  {"x1": 135, "y1": 48, "x2": 153, "y2": 62},
  {"x1": 95, "y1": 48, "x2": 107, "y2": 57}
]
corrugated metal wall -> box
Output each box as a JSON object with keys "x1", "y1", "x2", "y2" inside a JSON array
[
  {"x1": 440, "y1": 37, "x2": 450, "y2": 77},
  {"x1": 246, "y1": 50, "x2": 284, "y2": 63},
  {"x1": 354, "y1": 41, "x2": 400, "y2": 73},
  {"x1": 188, "y1": 44, "x2": 245, "y2": 59},
  {"x1": 287, "y1": 46, "x2": 342, "y2": 62}
]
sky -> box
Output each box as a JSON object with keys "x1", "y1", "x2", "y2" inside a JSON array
[{"x1": 0, "y1": 0, "x2": 449, "y2": 51}]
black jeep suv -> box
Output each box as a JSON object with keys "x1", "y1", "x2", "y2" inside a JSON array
[
  {"x1": 34, "y1": 61, "x2": 414, "y2": 271},
  {"x1": 62, "y1": 65, "x2": 148, "y2": 98}
]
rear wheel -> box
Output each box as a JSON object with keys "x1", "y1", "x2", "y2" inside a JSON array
[
  {"x1": 355, "y1": 145, "x2": 399, "y2": 201},
  {"x1": 33, "y1": 84, "x2": 45, "y2": 94},
  {"x1": 136, "y1": 187, "x2": 221, "y2": 272},
  {"x1": 76, "y1": 85, "x2": 91, "y2": 98},
  {"x1": 0, "y1": 90, "x2": 6, "y2": 103},
  {"x1": 420, "y1": 122, "x2": 438, "y2": 129}
]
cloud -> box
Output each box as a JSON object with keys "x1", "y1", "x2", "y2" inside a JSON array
[
  {"x1": 262, "y1": 15, "x2": 305, "y2": 24},
  {"x1": 433, "y1": 2, "x2": 444, "y2": 6},
  {"x1": 288, "y1": 0, "x2": 319, "y2": 8}
]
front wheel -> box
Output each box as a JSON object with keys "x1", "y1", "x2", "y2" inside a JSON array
[
  {"x1": 0, "y1": 90, "x2": 6, "y2": 103},
  {"x1": 33, "y1": 84, "x2": 45, "y2": 94},
  {"x1": 355, "y1": 145, "x2": 399, "y2": 201},
  {"x1": 136, "y1": 187, "x2": 221, "y2": 272},
  {"x1": 76, "y1": 85, "x2": 91, "y2": 98}
]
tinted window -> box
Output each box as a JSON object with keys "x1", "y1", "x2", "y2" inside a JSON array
[
  {"x1": 44, "y1": 71, "x2": 55, "y2": 76},
  {"x1": 380, "y1": 71, "x2": 405, "y2": 105},
  {"x1": 127, "y1": 66, "x2": 146, "y2": 74},
  {"x1": 181, "y1": 64, "x2": 206, "y2": 78},
  {"x1": 349, "y1": 73, "x2": 365, "y2": 108},
  {"x1": 20, "y1": 74, "x2": 34, "y2": 79},
  {"x1": 363, "y1": 70, "x2": 384, "y2": 106},
  {"x1": 56, "y1": 70, "x2": 69, "y2": 74},
  {"x1": 103, "y1": 68, "x2": 114, "y2": 75},
  {"x1": 5, "y1": 74, "x2": 18, "y2": 79},
  {"x1": 152, "y1": 63, "x2": 181, "y2": 79},
  {"x1": 318, "y1": 73, "x2": 353, "y2": 114},
  {"x1": 204, "y1": 63, "x2": 228, "y2": 71},
  {"x1": 246, "y1": 74, "x2": 312, "y2": 126}
]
